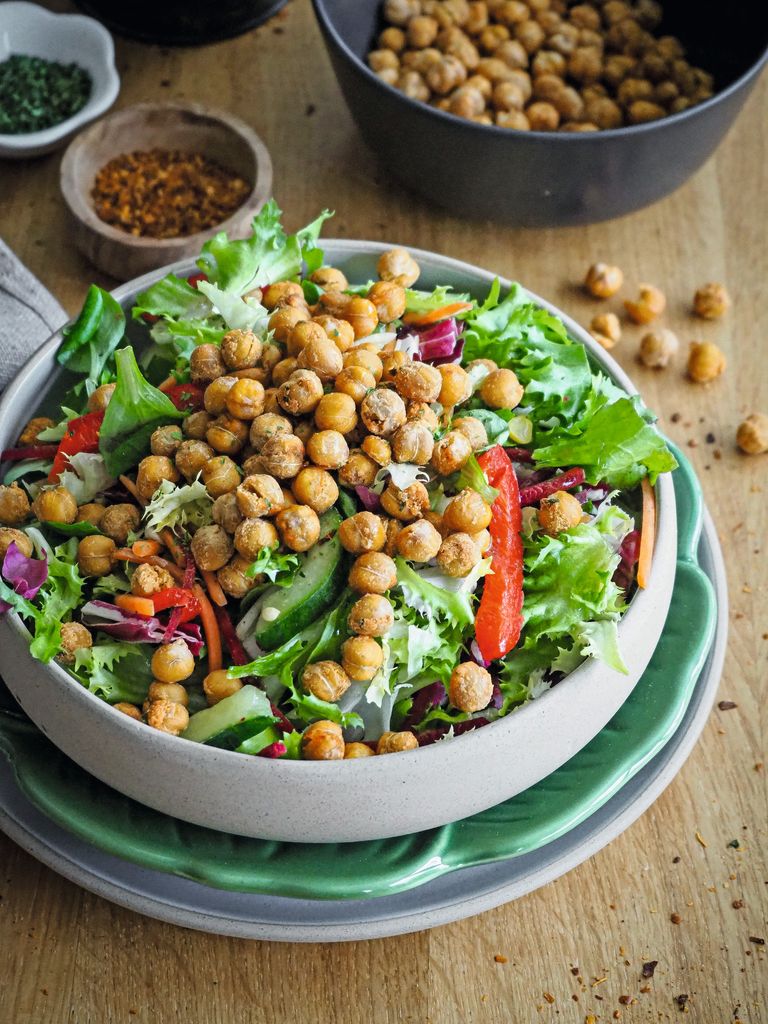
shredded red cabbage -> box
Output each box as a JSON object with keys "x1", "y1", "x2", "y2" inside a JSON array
[
  {"x1": 0, "y1": 542, "x2": 48, "y2": 613},
  {"x1": 355, "y1": 485, "x2": 382, "y2": 512},
  {"x1": 401, "y1": 681, "x2": 446, "y2": 730},
  {"x1": 257, "y1": 741, "x2": 287, "y2": 758},
  {"x1": 413, "y1": 318, "x2": 464, "y2": 364},
  {"x1": 80, "y1": 600, "x2": 204, "y2": 654},
  {"x1": 470, "y1": 638, "x2": 490, "y2": 669},
  {"x1": 416, "y1": 718, "x2": 490, "y2": 746}
]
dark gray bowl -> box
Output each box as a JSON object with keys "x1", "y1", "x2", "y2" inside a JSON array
[{"x1": 312, "y1": 0, "x2": 768, "y2": 226}]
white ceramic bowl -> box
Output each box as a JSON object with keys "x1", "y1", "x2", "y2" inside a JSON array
[
  {"x1": 0, "y1": 2, "x2": 119, "y2": 159},
  {"x1": 0, "y1": 242, "x2": 677, "y2": 843}
]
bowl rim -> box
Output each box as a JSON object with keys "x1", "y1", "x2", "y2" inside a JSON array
[
  {"x1": 59, "y1": 101, "x2": 274, "y2": 251},
  {"x1": 0, "y1": 238, "x2": 675, "y2": 775},
  {"x1": 311, "y1": 0, "x2": 768, "y2": 142},
  {"x1": 0, "y1": 1, "x2": 120, "y2": 151}
]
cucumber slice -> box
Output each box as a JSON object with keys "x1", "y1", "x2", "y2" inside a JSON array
[
  {"x1": 236, "y1": 725, "x2": 281, "y2": 755},
  {"x1": 253, "y1": 534, "x2": 347, "y2": 650},
  {"x1": 318, "y1": 507, "x2": 342, "y2": 538},
  {"x1": 182, "y1": 685, "x2": 276, "y2": 750},
  {"x1": 336, "y1": 489, "x2": 358, "y2": 519}
]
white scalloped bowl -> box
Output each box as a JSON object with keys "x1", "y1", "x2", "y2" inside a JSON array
[
  {"x1": 0, "y1": 241, "x2": 677, "y2": 843},
  {"x1": 0, "y1": 2, "x2": 119, "y2": 158}
]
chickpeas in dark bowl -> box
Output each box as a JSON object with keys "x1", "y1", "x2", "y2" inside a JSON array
[{"x1": 312, "y1": 0, "x2": 768, "y2": 224}]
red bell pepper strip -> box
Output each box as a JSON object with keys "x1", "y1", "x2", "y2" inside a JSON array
[
  {"x1": 1, "y1": 444, "x2": 60, "y2": 462},
  {"x1": 474, "y1": 445, "x2": 524, "y2": 662},
  {"x1": 186, "y1": 271, "x2": 208, "y2": 288},
  {"x1": 518, "y1": 467, "x2": 585, "y2": 507},
  {"x1": 152, "y1": 587, "x2": 201, "y2": 624},
  {"x1": 159, "y1": 381, "x2": 205, "y2": 411},
  {"x1": 49, "y1": 411, "x2": 104, "y2": 482}
]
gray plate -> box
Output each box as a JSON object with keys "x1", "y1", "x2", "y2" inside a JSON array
[{"x1": 0, "y1": 511, "x2": 726, "y2": 941}]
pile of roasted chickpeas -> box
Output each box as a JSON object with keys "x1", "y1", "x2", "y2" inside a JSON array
[
  {"x1": 0, "y1": 246, "x2": 534, "y2": 758},
  {"x1": 368, "y1": 0, "x2": 715, "y2": 131}
]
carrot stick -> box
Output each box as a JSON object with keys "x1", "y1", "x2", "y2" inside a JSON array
[
  {"x1": 160, "y1": 527, "x2": 187, "y2": 567},
  {"x1": 157, "y1": 375, "x2": 176, "y2": 392},
  {"x1": 114, "y1": 549, "x2": 186, "y2": 583},
  {"x1": 402, "y1": 301, "x2": 474, "y2": 326},
  {"x1": 637, "y1": 477, "x2": 656, "y2": 590},
  {"x1": 201, "y1": 568, "x2": 227, "y2": 607},
  {"x1": 115, "y1": 594, "x2": 155, "y2": 617},
  {"x1": 119, "y1": 474, "x2": 146, "y2": 506},
  {"x1": 132, "y1": 539, "x2": 162, "y2": 558},
  {"x1": 194, "y1": 583, "x2": 222, "y2": 671}
]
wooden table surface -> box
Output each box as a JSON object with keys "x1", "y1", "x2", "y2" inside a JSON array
[{"x1": 1, "y1": 2, "x2": 766, "y2": 1021}]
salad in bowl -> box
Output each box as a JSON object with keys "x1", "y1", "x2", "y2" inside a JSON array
[{"x1": 0, "y1": 204, "x2": 677, "y2": 766}]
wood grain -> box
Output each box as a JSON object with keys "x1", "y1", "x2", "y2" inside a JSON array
[{"x1": 0, "y1": 2, "x2": 766, "y2": 1021}]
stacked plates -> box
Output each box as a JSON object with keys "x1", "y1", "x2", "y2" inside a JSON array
[{"x1": 0, "y1": 452, "x2": 726, "y2": 941}]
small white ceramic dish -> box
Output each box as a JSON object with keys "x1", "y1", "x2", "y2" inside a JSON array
[
  {"x1": 0, "y1": 2, "x2": 119, "y2": 159},
  {"x1": 0, "y1": 241, "x2": 677, "y2": 844}
]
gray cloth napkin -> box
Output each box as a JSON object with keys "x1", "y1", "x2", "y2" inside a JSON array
[{"x1": 0, "y1": 238, "x2": 67, "y2": 393}]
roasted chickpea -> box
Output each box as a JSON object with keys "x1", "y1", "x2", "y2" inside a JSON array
[
  {"x1": 87, "y1": 382, "x2": 116, "y2": 413},
  {"x1": 146, "y1": 699, "x2": 189, "y2": 736},
  {"x1": 361, "y1": 435, "x2": 392, "y2": 466},
  {"x1": 348, "y1": 593, "x2": 394, "y2": 637},
  {"x1": 396, "y1": 518, "x2": 443, "y2": 562},
  {"x1": 370, "y1": 47, "x2": 399, "y2": 73},
  {"x1": 408, "y1": 13, "x2": 439, "y2": 47},
  {"x1": 453, "y1": 415, "x2": 488, "y2": 450},
  {"x1": 443, "y1": 489, "x2": 492, "y2": 533},
  {"x1": 115, "y1": 702, "x2": 142, "y2": 721},
  {"x1": 687, "y1": 341, "x2": 726, "y2": 384},
  {"x1": 306, "y1": 430, "x2": 349, "y2": 470},
  {"x1": 339, "y1": 511, "x2": 386, "y2": 554},
  {"x1": 201, "y1": 455, "x2": 241, "y2": 497},
  {"x1": 136, "y1": 455, "x2": 180, "y2": 501},
  {"x1": 224, "y1": 378, "x2": 265, "y2": 421},
  {"x1": 693, "y1": 282, "x2": 730, "y2": 320},
  {"x1": 624, "y1": 283, "x2": 666, "y2": 324},
  {"x1": 292, "y1": 467, "x2": 339, "y2": 513},
  {"x1": 233, "y1": 517, "x2": 279, "y2": 560},
  {"x1": 315, "y1": 392, "x2": 358, "y2": 433},
  {"x1": 377, "y1": 247, "x2": 420, "y2": 288},
  {"x1": 449, "y1": 662, "x2": 493, "y2": 712},
  {"x1": 302, "y1": 660, "x2": 351, "y2": 703},
  {"x1": 590, "y1": 312, "x2": 622, "y2": 346},
  {"x1": 278, "y1": 369, "x2": 324, "y2": 416},
  {"x1": 0, "y1": 527, "x2": 32, "y2": 560},
  {"x1": 316, "y1": 289, "x2": 351, "y2": 320},
  {"x1": 33, "y1": 485, "x2": 77, "y2": 524},
  {"x1": 309, "y1": 266, "x2": 349, "y2": 291},
  {"x1": 147, "y1": 681, "x2": 189, "y2": 707},
  {"x1": 276, "y1": 504, "x2": 321, "y2": 552},
  {"x1": 383, "y1": 516, "x2": 403, "y2": 556},
  {"x1": 203, "y1": 375, "x2": 238, "y2": 415},
  {"x1": 261, "y1": 281, "x2": 305, "y2": 311},
  {"x1": 150, "y1": 638, "x2": 194, "y2": 684},
  {"x1": 736, "y1": 413, "x2": 768, "y2": 456},
  {"x1": 344, "y1": 741, "x2": 375, "y2": 758},
  {"x1": 584, "y1": 262, "x2": 624, "y2": 298},
  {"x1": 436, "y1": 532, "x2": 481, "y2": 576},
  {"x1": 236, "y1": 473, "x2": 285, "y2": 518},
  {"x1": 312, "y1": 315, "x2": 356, "y2": 353},
  {"x1": 183, "y1": 410, "x2": 212, "y2": 440},
  {"x1": 175, "y1": 440, "x2": 214, "y2": 482},
  {"x1": 220, "y1": 328, "x2": 262, "y2": 370},
  {"x1": 360, "y1": 387, "x2": 407, "y2": 436},
  {"x1": 335, "y1": 365, "x2": 377, "y2": 404},
  {"x1": 394, "y1": 361, "x2": 442, "y2": 403},
  {"x1": 627, "y1": 99, "x2": 665, "y2": 123},
  {"x1": 406, "y1": 402, "x2": 440, "y2": 431},
  {"x1": 343, "y1": 348, "x2": 384, "y2": 382},
  {"x1": 212, "y1": 492, "x2": 243, "y2": 534},
  {"x1": 0, "y1": 483, "x2": 31, "y2": 524},
  {"x1": 480, "y1": 367, "x2": 524, "y2": 409},
  {"x1": 638, "y1": 328, "x2": 679, "y2": 368},
  {"x1": 272, "y1": 357, "x2": 299, "y2": 387},
  {"x1": 377, "y1": 730, "x2": 418, "y2": 754},
  {"x1": 217, "y1": 554, "x2": 258, "y2": 598},
  {"x1": 203, "y1": 669, "x2": 243, "y2": 706},
  {"x1": 248, "y1": 413, "x2": 292, "y2": 453},
  {"x1": 131, "y1": 562, "x2": 175, "y2": 597},
  {"x1": 391, "y1": 421, "x2": 435, "y2": 464},
  {"x1": 337, "y1": 450, "x2": 379, "y2": 488},
  {"x1": 17, "y1": 416, "x2": 54, "y2": 446},
  {"x1": 150, "y1": 424, "x2": 184, "y2": 458},
  {"x1": 538, "y1": 490, "x2": 583, "y2": 535},
  {"x1": 301, "y1": 720, "x2": 345, "y2": 761},
  {"x1": 260, "y1": 434, "x2": 305, "y2": 479},
  {"x1": 190, "y1": 344, "x2": 226, "y2": 384},
  {"x1": 431, "y1": 430, "x2": 473, "y2": 474},
  {"x1": 380, "y1": 350, "x2": 409, "y2": 385},
  {"x1": 190, "y1": 524, "x2": 233, "y2": 571},
  {"x1": 344, "y1": 296, "x2": 380, "y2": 340},
  {"x1": 531, "y1": 48, "x2": 566, "y2": 77},
  {"x1": 438, "y1": 363, "x2": 472, "y2": 407},
  {"x1": 206, "y1": 414, "x2": 249, "y2": 455},
  {"x1": 292, "y1": 419, "x2": 315, "y2": 447},
  {"x1": 100, "y1": 503, "x2": 140, "y2": 545},
  {"x1": 525, "y1": 99, "x2": 560, "y2": 129},
  {"x1": 341, "y1": 636, "x2": 384, "y2": 683},
  {"x1": 286, "y1": 319, "x2": 327, "y2": 358},
  {"x1": 268, "y1": 306, "x2": 308, "y2": 343},
  {"x1": 77, "y1": 535, "x2": 116, "y2": 576},
  {"x1": 348, "y1": 551, "x2": 398, "y2": 594},
  {"x1": 380, "y1": 480, "x2": 430, "y2": 521},
  {"x1": 367, "y1": 280, "x2": 407, "y2": 323}
]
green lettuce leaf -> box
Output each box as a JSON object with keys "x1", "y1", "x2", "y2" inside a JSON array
[
  {"x1": 533, "y1": 396, "x2": 678, "y2": 488},
  {"x1": 72, "y1": 640, "x2": 154, "y2": 704},
  {"x1": 404, "y1": 285, "x2": 471, "y2": 315},
  {"x1": 29, "y1": 539, "x2": 84, "y2": 662},
  {"x1": 394, "y1": 557, "x2": 474, "y2": 628},
  {"x1": 454, "y1": 453, "x2": 498, "y2": 504},
  {"x1": 58, "y1": 451, "x2": 114, "y2": 504},
  {"x1": 245, "y1": 545, "x2": 301, "y2": 586},
  {"x1": 99, "y1": 347, "x2": 184, "y2": 477},
  {"x1": 143, "y1": 477, "x2": 213, "y2": 535},
  {"x1": 196, "y1": 281, "x2": 269, "y2": 332}
]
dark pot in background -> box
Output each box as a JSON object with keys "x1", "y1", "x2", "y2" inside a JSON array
[
  {"x1": 75, "y1": 0, "x2": 288, "y2": 45},
  {"x1": 312, "y1": 0, "x2": 768, "y2": 227}
]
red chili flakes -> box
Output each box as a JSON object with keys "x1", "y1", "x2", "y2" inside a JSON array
[
  {"x1": 543, "y1": 992, "x2": 556, "y2": 1004},
  {"x1": 670, "y1": 912, "x2": 682, "y2": 924},
  {"x1": 494, "y1": 954, "x2": 508, "y2": 964},
  {"x1": 618, "y1": 996, "x2": 632, "y2": 1005},
  {"x1": 92, "y1": 149, "x2": 251, "y2": 239},
  {"x1": 749, "y1": 936, "x2": 765, "y2": 945},
  {"x1": 641, "y1": 961, "x2": 658, "y2": 978},
  {"x1": 732, "y1": 899, "x2": 745, "y2": 909},
  {"x1": 674, "y1": 993, "x2": 689, "y2": 1011}
]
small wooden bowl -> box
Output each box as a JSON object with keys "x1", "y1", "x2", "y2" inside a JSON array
[{"x1": 60, "y1": 102, "x2": 272, "y2": 281}]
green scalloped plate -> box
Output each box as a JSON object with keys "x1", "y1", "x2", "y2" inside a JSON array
[{"x1": 0, "y1": 446, "x2": 715, "y2": 901}]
